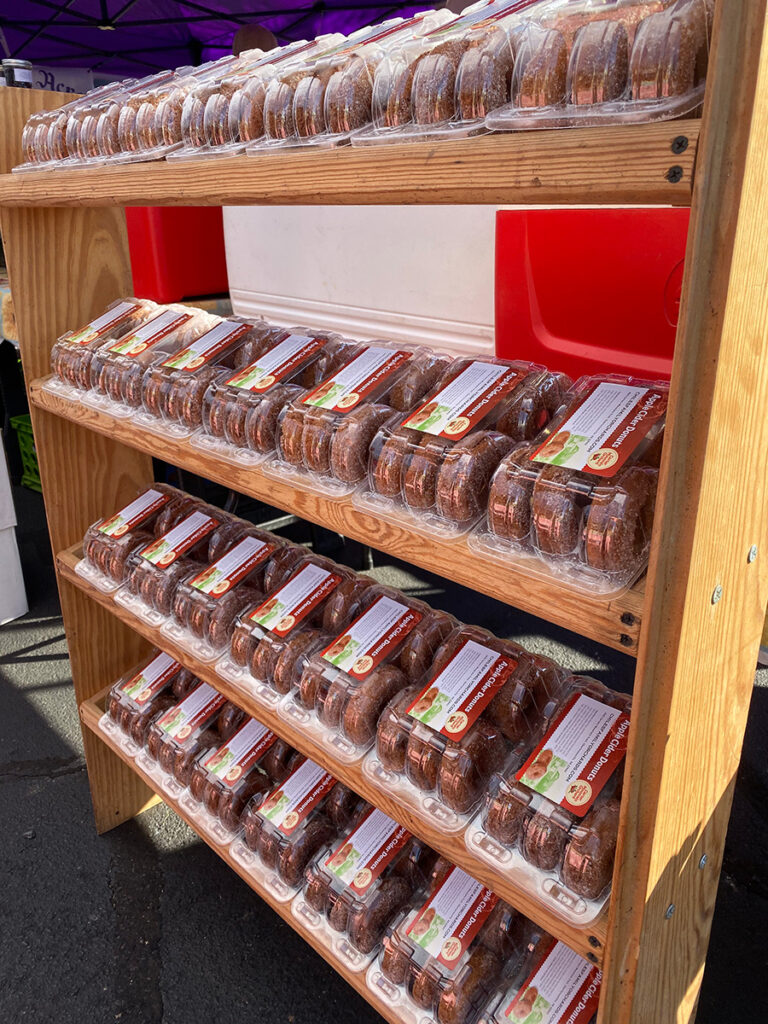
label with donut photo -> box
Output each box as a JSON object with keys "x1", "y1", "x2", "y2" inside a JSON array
[
  {"x1": 224, "y1": 333, "x2": 324, "y2": 392},
  {"x1": 406, "y1": 639, "x2": 517, "y2": 740},
  {"x1": 64, "y1": 300, "x2": 141, "y2": 346},
  {"x1": 139, "y1": 510, "x2": 219, "y2": 567},
  {"x1": 119, "y1": 651, "x2": 181, "y2": 706},
  {"x1": 97, "y1": 487, "x2": 171, "y2": 537},
  {"x1": 401, "y1": 361, "x2": 526, "y2": 440},
  {"x1": 321, "y1": 595, "x2": 422, "y2": 680},
  {"x1": 406, "y1": 866, "x2": 497, "y2": 970},
  {"x1": 188, "y1": 536, "x2": 275, "y2": 598},
  {"x1": 107, "y1": 308, "x2": 192, "y2": 357},
  {"x1": 154, "y1": 682, "x2": 226, "y2": 741},
  {"x1": 161, "y1": 319, "x2": 251, "y2": 371},
  {"x1": 531, "y1": 381, "x2": 667, "y2": 478},
  {"x1": 302, "y1": 346, "x2": 412, "y2": 412},
  {"x1": 324, "y1": 808, "x2": 411, "y2": 896},
  {"x1": 201, "y1": 718, "x2": 277, "y2": 788},
  {"x1": 257, "y1": 757, "x2": 336, "y2": 836},
  {"x1": 516, "y1": 694, "x2": 630, "y2": 816},
  {"x1": 248, "y1": 563, "x2": 343, "y2": 636},
  {"x1": 502, "y1": 940, "x2": 602, "y2": 1024}
]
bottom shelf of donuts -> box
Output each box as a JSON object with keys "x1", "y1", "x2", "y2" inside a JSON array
[{"x1": 81, "y1": 685, "x2": 604, "y2": 1024}]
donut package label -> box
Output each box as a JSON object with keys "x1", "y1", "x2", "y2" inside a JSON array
[
  {"x1": 160, "y1": 319, "x2": 251, "y2": 371},
  {"x1": 139, "y1": 510, "x2": 219, "y2": 567},
  {"x1": 407, "y1": 639, "x2": 518, "y2": 741},
  {"x1": 188, "y1": 536, "x2": 276, "y2": 598},
  {"x1": 97, "y1": 487, "x2": 171, "y2": 537},
  {"x1": 64, "y1": 300, "x2": 141, "y2": 346},
  {"x1": 502, "y1": 940, "x2": 602, "y2": 1024},
  {"x1": 155, "y1": 682, "x2": 226, "y2": 741},
  {"x1": 118, "y1": 651, "x2": 181, "y2": 706},
  {"x1": 321, "y1": 595, "x2": 423, "y2": 680},
  {"x1": 516, "y1": 693, "x2": 630, "y2": 816},
  {"x1": 531, "y1": 381, "x2": 667, "y2": 478},
  {"x1": 406, "y1": 866, "x2": 497, "y2": 969},
  {"x1": 401, "y1": 361, "x2": 526, "y2": 440},
  {"x1": 302, "y1": 345, "x2": 412, "y2": 412},
  {"x1": 201, "y1": 718, "x2": 277, "y2": 787},
  {"x1": 107, "y1": 308, "x2": 192, "y2": 357},
  {"x1": 224, "y1": 333, "x2": 324, "y2": 392},
  {"x1": 249, "y1": 564, "x2": 344, "y2": 637},
  {"x1": 257, "y1": 758, "x2": 336, "y2": 835},
  {"x1": 324, "y1": 808, "x2": 411, "y2": 895}
]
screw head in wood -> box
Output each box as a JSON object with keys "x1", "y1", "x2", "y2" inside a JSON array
[
  {"x1": 666, "y1": 165, "x2": 684, "y2": 183},
  {"x1": 671, "y1": 135, "x2": 689, "y2": 155},
  {"x1": 699, "y1": 855, "x2": 708, "y2": 869},
  {"x1": 712, "y1": 585, "x2": 723, "y2": 605},
  {"x1": 665, "y1": 904, "x2": 676, "y2": 919},
  {"x1": 748, "y1": 545, "x2": 758, "y2": 563}
]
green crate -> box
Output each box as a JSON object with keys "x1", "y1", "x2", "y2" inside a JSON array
[{"x1": 10, "y1": 414, "x2": 41, "y2": 493}]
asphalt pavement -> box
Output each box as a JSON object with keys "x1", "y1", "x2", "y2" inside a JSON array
[{"x1": 1, "y1": 484, "x2": 765, "y2": 1024}]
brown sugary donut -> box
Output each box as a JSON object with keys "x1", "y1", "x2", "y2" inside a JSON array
[
  {"x1": 278, "y1": 405, "x2": 307, "y2": 466},
  {"x1": 330, "y1": 404, "x2": 392, "y2": 484},
  {"x1": 173, "y1": 728, "x2": 219, "y2": 787},
  {"x1": 522, "y1": 808, "x2": 574, "y2": 872},
  {"x1": 179, "y1": 368, "x2": 220, "y2": 429},
  {"x1": 218, "y1": 771, "x2": 272, "y2": 833},
  {"x1": 480, "y1": 900, "x2": 523, "y2": 961},
  {"x1": 438, "y1": 720, "x2": 508, "y2": 815},
  {"x1": 569, "y1": 20, "x2": 629, "y2": 106},
  {"x1": 294, "y1": 64, "x2": 337, "y2": 138},
  {"x1": 171, "y1": 586, "x2": 194, "y2": 630},
  {"x1": 437, "y1": 944, "x2": 501, "y2": 1024},
  {"x1": 515, "y1": 29, "x2": 569, "y2": 108},
  {"x1": 208, "y1": 587, "x2": 263, "y2": 650},
  {"x1": 250, "y1": 637, "x2": 279, "y2": 684},
  {"x1": 495, "y1": 371, "x2": 572, "y2": 441},
  {"x1": 487, "y1": 443, "x2": 540, "y2": 543},
  {"x1": 277, "y1": 817, "x2": 336, "y2": 889},
  {"x1": 217, "y1": 702, "x2": 245, "y2": 739},
  {"x1": 389, "y1": 353, "x2": 452, "y2": 413},
  {"x1": 377, "y1": 687, "x2": 419, "y2": 773},
  {"x1": 398, "y1": 610, "x2": 456, "y2": 683},
  {"x1": 304, "y1": 865, "x2": 331, "y2": 913},
  {"x1": 205, "y1": 390, "x2": 230, "y2": 437},
  {"x1": 561, "y1": 798, "x2": 620, "y2": 900},
  {"x1": 123, "y1": 363, "x2": 145, "y2": 408},
  {"x1": 412, "y1": 39, "x2": 473, "y2": 125},
  {"x1": 405, "y1": 728, "x2": 441, "y2": 792},
  {"x1": 348, "y1": 876, "x2": 413, "y2": 954},
  {"x1": 342, "y1": 664, "x2": 408, "y2": 748},
  {"x1": 230, "y1": 618, "x2": 257, "y2": 667},
  {"x1": 531, "y1": 465, "x2": 591, "y2": 556},
  {"x1": 316, "y1": 675, "x2": 348, "y2": 730},
  {"x1": 457, "y1": 26, "x2": 516, "y2": 121},
  {"x1": 256, "y1": 824, "x2": 280, "y2": 868},
  {"x1": 583, "y1": 465, "x2": 658, "y2": 573},
  {"x1": 381, "y1": 935, "x2": 410, "y2": 985},
  {"x1": 189, "y1": 760, "x2": 208, "y2": 803},
  {"x1": 328, "y1": 889, "x2": 353, "y2": 933},
  {"x1": 242, "y1": 799, "x2": 266, "y2": 852},
  {"x1": 321, "y1": 577, "x2": 376, "y2": 635},
  {"x1": 172, "y1": 668, "x2": 197, "y2": 700},
  {"x1": 131, "y1": 695, "x2": 175, "y2": 748},
  {"x1": 403, "y1": 436, "x2": 451, "y2": 511},
  {"x1": 298, "y1": 661, "x2": 327, "y2": 711},
  {"x1": 245, "y1": 385, "x2": 293, "y2": 454},
  {"x1": 302, "y1": 407, "x2": 334, "y2": 473},
  {"x1": 272, "y1": 628, "x2": 322, "y2": 695},
  {"x1": 326, "y1": 782, "x2": 366, "y2": 831},
  {"x1": 410, "y1": 963, "x2": 442, "y2": 1012},
  {"x1": 326, "y1": 56, "x2": 374, "y2": 134},
  {"x1": 263, "y1": 545, "x2": 306, "y2": 593},
  {"x1": 261, "y1": 738, "x2": 302, "y2": 785},
  {"x1": 371, "y1": 429, "x2": 412, "y2": 498},
  {"x1": 435, "y1": 431, "x2": 516, "y2": 525},
  {"x1": 142, "y1": 368, "x2": 167, "y2": 417}
]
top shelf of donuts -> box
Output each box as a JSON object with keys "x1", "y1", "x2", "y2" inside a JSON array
[{"x1": 1, "y1": 0, "x2": 709, "y2": 209}]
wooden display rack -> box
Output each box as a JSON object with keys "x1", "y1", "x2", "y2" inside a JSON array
[{"x1": 2, "y1": 5, "x2": 768, "y2": 1020}]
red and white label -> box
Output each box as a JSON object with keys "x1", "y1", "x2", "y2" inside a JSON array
[
  {"x1": 321, "y1": 594, "x2": 421, "y2": 680},
  {"x1": 65, "y1": 300, "x2": 141, "y2": 346},
  {"x1": 516, "y1": 694, "x2": 630, "y2": 816},
  {"x1": 224, "y1": 333, "x2": 324, "y2": 392},
  {"x1": 155, "y1": 682, "x2": 226, "y2": 741},
  {"x1": 406, "y1": 866, "x2": 497, "y2": 969},
  {"x1": 324, "y1": 808, "x2": 411, "y2": 895},
  {"x1": 139, "y1": 511, "x2": 218, "y2": 568},
  {"x1": 257, "y1": 757, "x2": 336, "y2": 836},
  {"x1": 201, "y1": 718, "x2": 277, "y2": 788},
  {"x1": 119, "y1": 651, "x2": 180, "y2": 706},
  {"x1": 249, "y1": 563, "x2": 342, "y2": 636},
  {"x1": 531, "y1": 381, "x2": 667, "y2": 478},
  {"x1": 188, "y1": 536, "x2": 274, "y2": 597},
  {"x1": 503, "y1": 940, "x2": 602, "y2": 1024},
  {"x1": 302, "y1": 345, "x2": 411, "y2": 412},
  {"x1": 401, "y1": 360, "x2": 525, "y2": 440},
  {"x1": 407, "y1": 639, "x2": 517, "y2": 741},
  {"x1": 108, "y1": 308, "x2": 192, "y2": 357},
  {"x1": 160, "y1": 319, "x2": 250, "y2": 371},
  {"x1": 97, "y1": 487, "x2": 171, "y2": 537}
]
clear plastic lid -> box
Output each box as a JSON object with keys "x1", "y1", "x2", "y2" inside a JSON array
[
  {"x1": 470, "y1": 373, "x2": 666, "y2": 595},
  {"x1": 361, "y1": 359, "x2": 570, "y2": 537}
]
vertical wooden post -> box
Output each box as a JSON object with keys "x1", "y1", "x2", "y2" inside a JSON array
[
  {"x1": 600, "y1": 3, "x2": 768, "y2": 1022},
  {"x1": 0, "y1": 89, "x2": 157, "y2": 832}
]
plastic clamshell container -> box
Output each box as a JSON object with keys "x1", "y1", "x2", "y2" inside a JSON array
[
  {"x1": 469, "y1": 373, "x2": 667, "y2": 596},
  {"x1": 161, "y1": 526, "x2": 287, "y2": 662},
  {"x1": 229, "y1": 756, "x2": 356, "y2": 903},
  {"x1": 477, "y1": 937, "x2": 602, "y2": 1024},
  {"x1": 136, "y1": 680, "x2": 229, "y2": 796},
  {"x1": 364, "y1": 624, "x2": 565, "y2": 834},
  {"x1": 485, "y1": 0, "x2": 712, "y2": 131},
  {"x1": 82, "y1": 304, "x2": 219, "y2": 417},
  {"x1": 45, "y1": 297, "x2": 160, "y2": 401},
  {"x1": 266, "y1": 341, "x2": 458, "y2": 499},
  {"x1": 134, "y1": 317, "x2": 274, "y2": 438},
  {"x1": 99, "y1": 648, "x2": 188, "y2": 758},
  {"x1": 465, "y1": 675, "x2": 631, "y2": 925},
  {"x1": 116, "y1": 502, "x2": 230, "y2": 627},
  {"x1": 357, "y1": 357, "x2": 571, "y2": 539},
  {"x1": 77, "y1": 482, "x2": 187, "y2": 594},
  {"x1": 280, "y1": 584, "x2": 455, "y2": 765},
  {"x1": 293, "y1": 807, "x2": 439, "y2": 971},
  {"x1": 216, "y1": 553, "x2": 358, "y2": 709},
  {"x1": 191, "y1": 327, "x2": 356, "y2": 466},
  {"x1": 366, "y1": 864, "x2": 530, "y2": 1024}
]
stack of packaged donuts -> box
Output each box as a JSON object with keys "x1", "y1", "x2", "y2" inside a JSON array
[
  {"x1": 15, "y1": 0, "x2": 713, "y2": 171},
  {"x1": 56, "y1": 296, "x2": 666, "y2": 597}
]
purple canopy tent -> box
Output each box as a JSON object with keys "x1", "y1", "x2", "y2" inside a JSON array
[{"x1": 0, "y1": 1, "x2": 432, "y2": 77}]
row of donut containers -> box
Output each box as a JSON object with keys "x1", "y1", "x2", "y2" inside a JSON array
[
  {"x1": 102, "y1": 636, "x2": 606, "y2": 1024},
  {"x1": 50, "y1": 297, "x2": 668, "y2": 597},
  {"x1": 84, "y1": 483, "x2": 630, "y2": 931},
  {"x1": 15, "y1": 0, "x2": 712, "y2": 174}
]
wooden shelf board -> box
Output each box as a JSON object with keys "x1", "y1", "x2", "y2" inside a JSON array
[
  {"x1": 0, "y1": 121, "x2": 698, "y2": 208},
  {"x1": 80, "y1": 688, "x2": 405, "y2": 1024},
  {"x1": 61, "y1": 543, "x2": 608, "y2": 964},
  {"x1": 32, "y1": 381, "x2": 644, "y2": 656}
]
